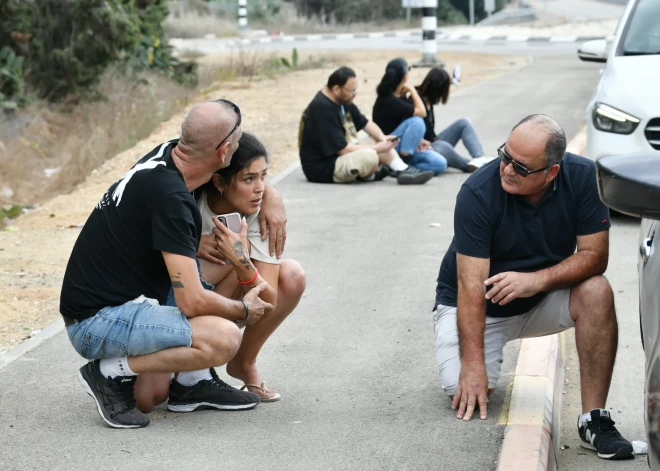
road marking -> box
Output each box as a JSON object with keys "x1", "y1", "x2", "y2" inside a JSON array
[{"x1": 550, "y1": 36, "x2": 577, "y2": 43}]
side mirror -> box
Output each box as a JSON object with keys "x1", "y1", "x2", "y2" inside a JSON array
[
  {"x1": 578, "y1": 39, "x2": 608, "y2": 63},
  {"x1": 597, "y1": 153, "x2": 660, "y2": 219}
]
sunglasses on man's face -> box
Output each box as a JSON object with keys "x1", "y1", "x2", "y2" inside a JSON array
[
  {"x1": 214, "y1": 99, "x2": 242, "y2": 150},
  {"x1": 497, "y1": 143, "x2": 554, "y2": 178}
]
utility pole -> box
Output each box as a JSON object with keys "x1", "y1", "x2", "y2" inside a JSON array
[
  {"x1": 469, "y1": 0, "x2": 475, "y2": 25},
  {"x1": 485, "y1": 0, "x2": 495, "y2": 17}
]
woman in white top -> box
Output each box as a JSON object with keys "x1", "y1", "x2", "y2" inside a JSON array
[{"x1": 193, "y1": 132, "x2": 305, "y2": 402}]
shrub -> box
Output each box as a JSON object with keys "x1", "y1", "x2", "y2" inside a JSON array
[
  {"x1": 0, "y1": 46, "x2": 27, "y2": 111},
  {"x1": 0, "y1": 0, "x2": 197, "y2": 102}
]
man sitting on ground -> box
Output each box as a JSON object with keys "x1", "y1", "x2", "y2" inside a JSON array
[
  {"x1": 432, "y1": 114, "x2": 633, "y2": 460},
  {"x1": 298, "y1": 66, "x2": 434, "y2": 185},
  {"x1": 60, "y1": 100, "x2": 287, "y2": 429}
]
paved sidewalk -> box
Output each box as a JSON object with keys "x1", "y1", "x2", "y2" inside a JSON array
[{"x1": 0, "y1": 53, "x2": 602, "y2": 471}]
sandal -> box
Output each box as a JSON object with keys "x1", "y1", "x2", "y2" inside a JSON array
[{"x1": 241, "y1": 382, "x2": 281, "y2": 402}]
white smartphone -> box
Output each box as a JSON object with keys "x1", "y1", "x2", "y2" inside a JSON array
[{"x1": 216, "y1": 212, "x2": 241, "y2": 233}]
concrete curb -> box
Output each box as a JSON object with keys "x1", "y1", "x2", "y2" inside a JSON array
[
  {"x1": 218, "y1": 31, "x2": 603, "y2": 47},
  {"x1": 0, "y1": 160, "x2": 302, "y2": 371},
  {"x1": 0, "y1": 318, "x2": 64, "y2": 370},
  {"x1": 497, "y1": 334, "x2": 566, "y2": 471},
  {"x1": 497, "y1": 127, "x2": 586, "y2": 470}
]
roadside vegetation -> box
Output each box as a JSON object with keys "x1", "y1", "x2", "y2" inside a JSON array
[
  {"x1": 0, "y1": 0, "x2": 340, "y2": 222},
  {"x1": 0, "y1": 0, "x2": 506, "y2": 221}
]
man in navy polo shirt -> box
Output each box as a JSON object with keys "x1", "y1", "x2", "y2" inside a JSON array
[{"x1": 433, "y1": 115, "x2": 633, "y2": 460}]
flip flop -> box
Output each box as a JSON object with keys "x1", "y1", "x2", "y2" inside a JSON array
[{"x1": 241, "y1": 382, "x2": 281, "y2": 402}]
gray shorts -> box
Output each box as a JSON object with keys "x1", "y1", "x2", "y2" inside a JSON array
[{"x1": 432, "y1": 290, "x2": 574, "y2": 395}]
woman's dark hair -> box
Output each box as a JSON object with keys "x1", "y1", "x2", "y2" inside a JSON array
[
  {"x1": 416, "y1": 67, "x2": 451, "y2": 106},
  {"x1": 209, "y1": 132, "x2": 268, "y2": 191},
  {"x1": 327, "y1": 66, "x2": 356, "y2": 88},
  {"x1": 376, "y1": 58, "x2": 408, "y2": 97}
]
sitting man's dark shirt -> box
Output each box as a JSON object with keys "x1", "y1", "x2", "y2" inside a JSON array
[
  {"x1": 435, "y1": 153, "x2": 611, "y2": 317},
  {"x1": 60, "y1": 139, "x2": 201, "y2": 321},
  {"x1": 298, "y1": 91, "x2": 369, "y2": 183}
]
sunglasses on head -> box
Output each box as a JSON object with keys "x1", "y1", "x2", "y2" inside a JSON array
[
  {"x1": 497, "y1": 143, "x2": 555, "y2": 177},
  {"x1": 214, "y1": 99, "x2": 242, "y2": 150}
]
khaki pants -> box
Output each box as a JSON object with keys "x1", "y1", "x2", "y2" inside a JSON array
[
  {"x1": 433, "y1": 289, "x2": 573, "y2": 395},
  {"x1": 333, "y1": 132, "x2": 379, "y2": 183}
]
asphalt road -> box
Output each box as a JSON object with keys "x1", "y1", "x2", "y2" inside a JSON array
[
  {"x1": 174, "y1": 35, "x2": 586, "y2": 57},
  {"x1": 0, "y1": 47, "x2": 609, "y2": 470}
]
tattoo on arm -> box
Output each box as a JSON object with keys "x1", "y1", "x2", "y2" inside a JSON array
[
  {"x1": 171, "y1": 272, "x2": 185, "y2": 289},
  {"x1": 232, "y1": 241, "x2": 253, "y2": 271}
]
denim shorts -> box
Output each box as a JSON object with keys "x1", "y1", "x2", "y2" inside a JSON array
[{"x1": 67, "y1": 295, "x2": 193, "y2": 360}]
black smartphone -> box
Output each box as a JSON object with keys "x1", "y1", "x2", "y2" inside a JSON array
[{"x1": 388, "y1": 134, "x2": 403, "y2": 141}]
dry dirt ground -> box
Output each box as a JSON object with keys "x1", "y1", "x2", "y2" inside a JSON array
[{"x1": 0, "y1": 49, "x2": 528, "y2": 355}]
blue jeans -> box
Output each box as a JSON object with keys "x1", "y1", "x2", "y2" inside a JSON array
[
  {"x1": 393, "y1": 117, "x2": 448, "y2": 175},
  {"x1": 431, "y1": 118, "x2": 484, "y2": 172},
  {"x1": 66, "y1": 296, "x2": 192, "y2": 360}
]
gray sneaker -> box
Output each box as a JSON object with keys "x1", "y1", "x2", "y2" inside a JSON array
[
  {"x1": 395, "y1": 166, "x2": 434, "y2": 185},
  {"x1": 77, "y1": 360, "x2": 149, "y2": 429},
  {"x1": 167, "y1": 368, "x2": 260, "y2": 412}
]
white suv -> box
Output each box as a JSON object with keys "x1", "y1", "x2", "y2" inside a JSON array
[{"x1": 578, "y1": 0, "x2": 660, "y2": 160}]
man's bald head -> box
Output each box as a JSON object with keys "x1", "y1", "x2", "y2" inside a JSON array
[
  {"x1": 179, "y1": 101, "x2": 240, "y2": 157},
  {"x1": 511, "y1": 114, "x2": 567, "y2": 166}
]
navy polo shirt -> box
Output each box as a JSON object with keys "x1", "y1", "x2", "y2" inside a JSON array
[{"x1": 435, "y1": 153, "x2": 610, "y2": 318}]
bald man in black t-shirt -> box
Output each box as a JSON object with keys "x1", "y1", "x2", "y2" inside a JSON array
[{"x1": 61, "y1": 100, "x2": 286, "y2": 429}]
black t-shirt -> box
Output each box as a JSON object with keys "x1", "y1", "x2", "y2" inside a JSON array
[
  {"x1": 60, "y1": 139, "x2": 201, "y2": 320},
  {"x1": 298, "y1": 91, "x2": 369, "y2": 183},
  {"x1": 372, "y1": 95, "x2": 415, "y2": 135},
  {"x1": 435, "y1": 153, "x2": 611, "y2": 317},
  {"x1": 422, "y1": 102, "x2": 437, "y2": 142}
]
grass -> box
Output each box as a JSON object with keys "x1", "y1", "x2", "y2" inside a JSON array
[
  {"x1": 0, "y1": 69, "x2": 199, "y2": 208},
  {"x1": 164, "y1": 1, "x2": 418, "y2": 38},
  {"x1": 165, "y1": 11, "x2": 239, "y2": 39},
  {"x1": 0, "y1": 48, "x2": 336, "y2": 210}
]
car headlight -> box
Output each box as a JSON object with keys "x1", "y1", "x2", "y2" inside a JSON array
[{"x1": 593, "y1": 103, "x2": 640, "y2": 135}]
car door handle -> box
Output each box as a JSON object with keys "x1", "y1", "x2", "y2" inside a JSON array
[{"x1": 640, "y1": 236, "x2": 654, "y2": 263}]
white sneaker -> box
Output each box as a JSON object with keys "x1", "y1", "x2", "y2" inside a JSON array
[{"x1": 466, "y1": 156, "x2": 498, "y2": 173}]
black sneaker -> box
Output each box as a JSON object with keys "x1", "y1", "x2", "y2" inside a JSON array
[
  {"x1": 373, "y1": 165, "x2": 390, "y2": 181},
  {"x1": 578, "y1": 409, "x2": 633, "y2": 459},
  {"x1": 395, "y1": 166, "x2": 434, "y2": 185},
  {"x1": 77, "y1": 360, "x2": 149, "y2": 429},
  {"x1": 167, "y1": 368, "x2": 260, "y2": 412}
]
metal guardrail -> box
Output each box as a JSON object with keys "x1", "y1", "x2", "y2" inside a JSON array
[{"x1": 478, "y1": 7, "x2": 537, "y2": 26}]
